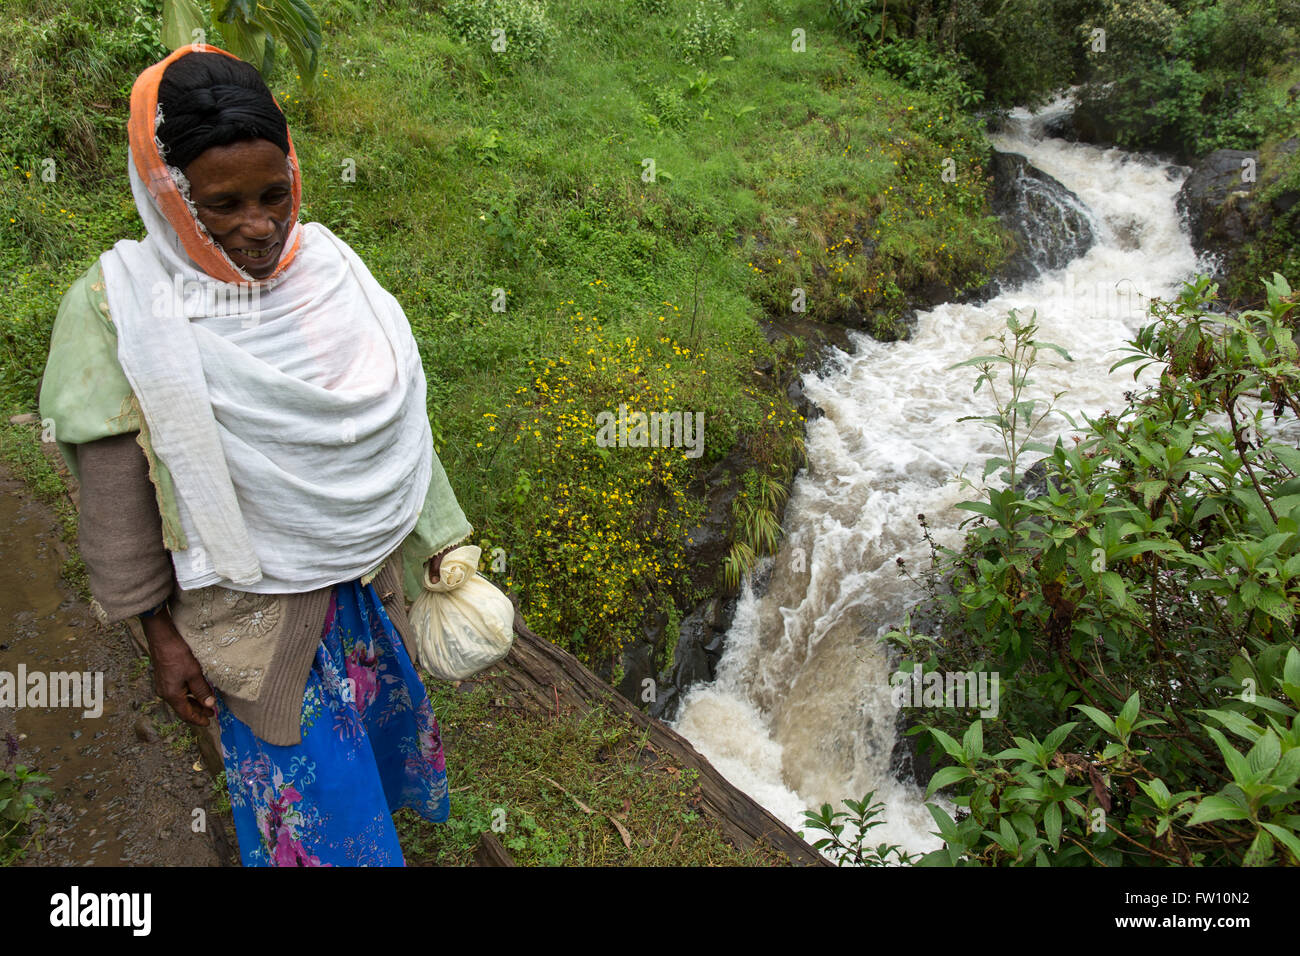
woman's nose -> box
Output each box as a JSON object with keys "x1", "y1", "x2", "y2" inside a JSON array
[{"x1": 240, "y1": 206, "x2": 278, "y2": 241}]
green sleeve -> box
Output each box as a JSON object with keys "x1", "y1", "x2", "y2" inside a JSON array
[
  {"x1": 400, "y1": 448, "x2": 473, "y2": 603},
  {"x1": 38, "y1": 261, "x2": 137, "y2": 480}
]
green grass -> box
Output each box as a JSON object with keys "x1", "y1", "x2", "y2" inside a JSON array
[
  {"x1": 1, "y1": 0, "x2": 1009, "y2": 670},
  {"x1": 398, "y1": 677, "x2": 789, "y2": 866}
]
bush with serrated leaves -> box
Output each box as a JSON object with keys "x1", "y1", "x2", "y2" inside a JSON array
[{"x1": 878, "y1": 274, "x2": 1300, "y2": 866}]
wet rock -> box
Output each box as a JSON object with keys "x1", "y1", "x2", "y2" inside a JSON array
[
  {"x1": 647, "y1": 592, "x2": 738, "y2": 721},
  {"x1": 680, "y1": 457, "x2": 748, "y2": 592},
  {"x1": 671, "y1": 637, "x2": 710, "y2": 693},
  {"x1": 648, "y1": 683, "x2": 677, "y2": 721},
  {"x1": 888, "y1": 710, "x2": 937, "y2": 788},
  {"x1": 1176, "y1": 139, "x2": 1299, "y2": 295},
  {"x1": 986, "y1": 151, "x2": 1096, "y2": 288},
  {"x1": 1040, "y1": 110, "x2": 1075, "y2": 141},
  {"x1": 1177, "y1": 148, "x2": 1260, "y2": 253},
  {"x1": 1015, "y1": 459, "x2": 1058, "y2": 501},
  {"x1": 133, "y1": 717, "x2": 159, "y2": 743},
  {"x1": 1067, "y1": 99, "x2": 1121, "y2": 150},
  {"x1": 614, "y1": 641, "x2": 655, "y2": 703},
  {"x1": 785, "y1": 377, "x2": 822, "y2": 423}
]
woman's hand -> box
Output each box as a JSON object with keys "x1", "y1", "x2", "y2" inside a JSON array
[
  {"x1": 141, "y1": 609, "x2": 217, "y2": 727},
  {"x1": 426, "y1": 545, "x2": 456, "y2": 584}
]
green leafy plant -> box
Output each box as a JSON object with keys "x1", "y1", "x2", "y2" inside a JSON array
[
  {"x1": 673, "y1": 0, "x2": 739, "y2": 64},
  {"x1": 950, "y1": 309, "x2": 1072, "y2": 490},
  {"x1": 160, "y1": 0, "x2": 324, "y2": 87},
  {"x1": 480, "y1": 203, "x2": 522, "y2": 262},
  {"x1": 1, "y1": 740, "x2": 53, "y2": 866},
  {"x1": 801, "y1": 791, "x2": 918, "y2": 866},
  {"x1": 678, "y1": 67, "x2": 717, "y2": 99},
  {"x1": 887, "y1": 274, "x2": 1300, "y2": 865},
  {"x1": 723, "y1": 468, "x2": 788, "y2": 588},
  {"x1": 443, "y1": 0, "x2": 557, "y2": 68},
  {"x1": 1078, "y1": 0, "x2": 1300, "y2": 157}
]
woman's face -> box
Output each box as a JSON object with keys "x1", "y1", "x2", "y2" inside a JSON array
[{"x1": 184, "y1": 138, "x2": 293, "y2": 280}]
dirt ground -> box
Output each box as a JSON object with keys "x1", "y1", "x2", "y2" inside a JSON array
[{"x1": 0, "y1": 474, "x2": 237, "y2": 866}]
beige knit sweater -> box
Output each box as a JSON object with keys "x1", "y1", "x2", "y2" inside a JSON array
[{"x1": 77, "y1": 432, "x2": 421, "y2": 746}]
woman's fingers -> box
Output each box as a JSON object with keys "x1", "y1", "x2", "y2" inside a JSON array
[
  {"x1": 429, "y1": 546, "x2": 454, "y2": 583},
  {"x1": 145, "y1": 618, "x2": 217, "y2": 727},
  {"x1": 157, "y1": 670, "x2": 209, "y2": 727},
  {"x1": 186, "y1": 672, "x2": 217, "y2": 723}
]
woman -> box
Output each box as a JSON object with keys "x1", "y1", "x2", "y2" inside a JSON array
[{"x1": 39, "y1": 46, "x2": 471, "y2": 866}]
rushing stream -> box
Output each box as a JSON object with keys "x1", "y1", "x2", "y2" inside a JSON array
[{"x1": 670, "y1": 98, "x2": 1204, "y2": 857}]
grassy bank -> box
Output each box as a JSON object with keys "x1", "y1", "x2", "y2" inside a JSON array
[
  {"x1": 403, "y1": 678, "x2": 787, "y2": 865},
  {"x1": 2, "y1": 0, "x2": 1011, "y2": 676},
  {"x1": 1, "y1": 0, "x2": 1019, "y2": 865}
]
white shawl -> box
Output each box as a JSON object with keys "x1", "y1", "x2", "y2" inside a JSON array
[{"x1": 99, "y1": 155, "x2": 432, "y2": 593}]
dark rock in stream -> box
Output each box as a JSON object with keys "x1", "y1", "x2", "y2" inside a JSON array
[
  {"x1": 1177, "y1": 148, "x2": 1262, "y2": 253},
  {"x1": 1177, "y1": 141, "x2": 1299, "y2": 268},
  {"x1": 980, "y1": 151, "x2": 1096, "y2": 292},
  {"x1": 649, "y1": 595, "x2": 736, "y2": 722}
]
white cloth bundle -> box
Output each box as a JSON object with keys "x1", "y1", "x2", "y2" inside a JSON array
[{"x1": 409, "y1": 545, "x2": 515, "y2": 680}]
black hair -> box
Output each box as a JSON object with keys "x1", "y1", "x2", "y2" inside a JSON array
[{"x1": 156, "y1": 52, "x2": 290, "y2": 171}]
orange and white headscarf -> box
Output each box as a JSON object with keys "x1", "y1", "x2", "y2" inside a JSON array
[
  {"x1": 100, "y1": 46, "x2": 439, "y2": 594},
  {"x1": 127, "y1": 44, "x2": 305, "y2": 285}
]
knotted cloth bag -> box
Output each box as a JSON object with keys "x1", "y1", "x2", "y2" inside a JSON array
[{"x1": 410, "y1": 544, "x2": 515, "y2": 680}]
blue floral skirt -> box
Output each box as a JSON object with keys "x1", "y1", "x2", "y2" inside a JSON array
[{"x1": 216, "y1": 579, "x2": 449, "y2": 866}]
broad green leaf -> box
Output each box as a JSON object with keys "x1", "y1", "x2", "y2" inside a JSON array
[
  {"x1": 1247, "y1": 730, "x2": 1282, "y2": 777},
  {"x1": 1261, "y1": 822, "x2": 1300, "y2": 863},
  {"x1": 926, "y1": 803, "x2": 961, "y2": 845},
  {"x1": 161, "y1": 0, "x2": 206, "y2": 50},
  {"x1": 1207, "y1": 727, "x2": 1254, "y2": 786},
  {"x1": 1186, "y1": 794, "x2": 1252, "y2": 826},
  {"x1": 1100, "y1": 571, "x2": 1127, "y2": 606},
  {"x1": 1042, "y1": 722, "x2": 1078, "y2": 755},
  {"x1": 1074, "y1": 704, "x2": 1117, "y2": 737},
  {"x1": 1285, "y1": 647, "x2": 1300, "y2": 688},
  {"x1": 1137, "y1": 777, "x2": 1172, "y2": 807},
  {"x1": 1270, "y1": 748, "x2": 1300, "y2": 790},
  {"x1": 1044, "y1": 801, "x2": 1062, "y2": 850},
  {"x1": 928, "y1": 728, "x2": 966, "y2": 762},
  {"x1": 926, "y1": 766, "x2": 972, "y2": 798},
  {"x1": 1201, "y1": 708, "x2": 1264, "y2": 743},
  {"x1": 962, "y1": 720, "x2": 983, "y2": 763},
  {"x1": 1243, "y1": 828, "x2": 1273, "y2": 866},
  {"x1": 1119, "y1": 691, "x2": 1141, "y2": 729}
]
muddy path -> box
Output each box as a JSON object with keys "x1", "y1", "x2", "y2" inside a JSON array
[{"x1": 0, "y1": 470, "x2": 235, "y2": 866}]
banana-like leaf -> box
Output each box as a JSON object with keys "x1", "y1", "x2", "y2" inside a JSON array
[
  {"x1": 161, "y1": 0, "x2": 207, "y2": 50},
  {"x1": 220, "y1": 21, "x2": 273, "y2": 74},
  {"x1": 258, "y1": 0, "x2": 324, "y2": 87},
  {"x1": 206, "y1": 0, "x2": 323, "y2": 86}
]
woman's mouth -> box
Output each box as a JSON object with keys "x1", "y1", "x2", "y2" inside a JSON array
[{"x1": 233, "y1": 243, "x2": 277, "y2": 260}]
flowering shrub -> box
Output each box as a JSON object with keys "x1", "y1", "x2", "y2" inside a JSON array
[
  {"x1": 443, "y1": 0, "x2": 557, "y2": 67},
  {"x1": 673, "y1": 0, "x2": 739, "y2": 65}
]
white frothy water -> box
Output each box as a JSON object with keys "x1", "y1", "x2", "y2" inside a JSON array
[{"x1": 671, "y1": 98, "x2": 1203, "y2": 859}]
